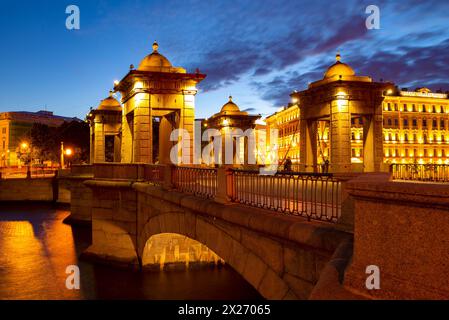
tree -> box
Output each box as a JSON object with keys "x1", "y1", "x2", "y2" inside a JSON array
[{"x1": 29, "y1": 120, "x2": 90, "y2": 165}]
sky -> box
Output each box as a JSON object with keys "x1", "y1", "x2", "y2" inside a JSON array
[{"x1": 0, "y1": 0, "x2": 448, "y2": 119}]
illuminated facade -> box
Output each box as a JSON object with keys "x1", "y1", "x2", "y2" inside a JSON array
[
  {"x1": 266, "y1": 53, "x2": 449, "y2": 172},
  {"x1": 0, "y1": 111, "x2": 79, "y2": 167},
  {"x1": 382, "y1": 88, "x2": 449, "y2": 165}
]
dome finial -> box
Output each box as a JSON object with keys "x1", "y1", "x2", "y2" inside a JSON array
[
  {"x1": 109, "y1": 90, "x2": 114, "y2": 97},
  {"x1": 336, "y1": 51, "x2": 341, "y2": 62},
  {"x1": 152, "y1": 41, "x2": 159, "y2": 52},
  {"x1": 229, "y1": 95, "x2": 233, "y2": 102}
]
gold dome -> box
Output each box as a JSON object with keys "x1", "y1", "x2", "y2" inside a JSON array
[
  {"x1": 324, "y1": 53, "x2": 355, "y2": 79},
  {"x1": 138, "y1": 41, "x2": 173, "y2": 71},
  {"x1": 97, "y1": 92, "x2": 122, "y2": 111},
  {"x1": 220, "y1": 96, "x2": 241, "y2": 113}
]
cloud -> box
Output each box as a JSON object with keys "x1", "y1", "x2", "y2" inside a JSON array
[{"x1": 251, "y1": 37, "x2": 449, "y2": 107}]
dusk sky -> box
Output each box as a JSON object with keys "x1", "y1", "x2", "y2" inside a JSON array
[{"x1": 0, "y1": 0, "x2": 448, "y2": 119}]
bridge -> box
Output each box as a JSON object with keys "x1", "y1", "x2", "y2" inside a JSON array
[
  {"x1": 61, "y1": 163, "x2": 351, "y2": 299},
  {"x1": 57, "y1": 163, "x2": 449, "y2": 300}
]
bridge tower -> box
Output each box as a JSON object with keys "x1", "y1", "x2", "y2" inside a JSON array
[
  {"x1": 87, "y1": 91, "x2": 122, "y2": 163},
  {"x1": 114, "y1": 41, "x2": 206, "y2": 164},
  {"x1": 291, "y1": 53, "x2": 390, "y2": 173}
]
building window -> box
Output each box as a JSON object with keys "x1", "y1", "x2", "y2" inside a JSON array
[
  {"x1": 403, "y1": 119, "x2": 408, "y2": 126},
  {"x1": 413, "y1": 134, "x2": 417, "y2": 142},
  {"x1": 441, "y1": 120, "x2": 445, "y2": 129},
  {"x1": 441, "y1": 106, "x2": 445, "y2": 113},
  {"x1": 412, "y1": 104, "x2": 416, "y2": 112},
  {"x1": 433, "y1": 119, "x2": 437, "y2": 128},
  {"x1": 404, "y1": 133, "x2": 408, "y2": 142},
  {"x1": 394, "y1": 119, "x2": 398, "y2": 126},
  {"x1": 387, "y1": 118, "x2": 392, "y2": 126},
  {"x1": 432, "y1": 105, "x2": 436, "y2": 113},
  {"x1": 423, "y1": 119, "x2": 427, "y2": 127},
  {"x1": 412, "y1": 119, "x2": 417, "y2": 127}
]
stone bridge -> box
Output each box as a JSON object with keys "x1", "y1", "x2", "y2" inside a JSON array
[
  {"x1": 77, "y1": 164, "x2": 352, "y2": 300},
  {"x1": 64, "y1": 163, "x2": 449, "y2": 300}
]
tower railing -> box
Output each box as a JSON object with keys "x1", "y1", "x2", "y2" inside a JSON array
[{"x1": 390, "y1": 164, "x2": 449, "y2": 183}]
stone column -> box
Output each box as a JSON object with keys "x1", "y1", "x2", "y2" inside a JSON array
[
  {"x1": 362, "y1": 110, "x2": 383, "y2": 172},
  {"x1": 182, "y1": 94, "x2": 195, "y2": 165},
  {"x1": 159, "y1": 115, "x2": 174, "y2": 165},
  {"x1": 133, "y1": 93, "x2": 152, "y2": 163},
  {"x1": 299, "y1": 118, "x2": 318, "y2": 172},
  {"x1": 94, "y1": 117, "x2": 105, "y2": 163},
  {"x1": 121, "y1": 110, "x2": 133, "y2": 163},
  {"x1": 330, "y1": 98, "x2": 352, "y2": 173}
]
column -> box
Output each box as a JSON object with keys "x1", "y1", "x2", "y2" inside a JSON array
[
  {"x1": 133, "y1": 93, "x2": 152, "y2": 163},
  {"x1": 299, "y1": 117, "x2": 318, "y2": 172},
  {"x1": 159, "y1": 115, "x2": 174, "y2": 164},
  {"x1": 182, "y1": 94, "x2": 195, "y2": 165},
  {"x1": 330, "y1": 98, "x2": 352, "y2": 173},
  {"x1": 366, "y1": 117, "x2": 384, "y2": 172},
  {"x1": 94, "y1": 117, "x2": 105, "y2": 163}
]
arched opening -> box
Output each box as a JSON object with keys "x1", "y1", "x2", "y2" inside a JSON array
[{"x1": 141, "y1": 233, "x2": 225, "y2": 271}]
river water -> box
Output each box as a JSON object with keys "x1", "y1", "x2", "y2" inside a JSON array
[{"x1": 0, "y1": 203, "x2": 261, "y2": 300}]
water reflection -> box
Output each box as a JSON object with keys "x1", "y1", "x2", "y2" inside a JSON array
[{"x1": 0, "y1": 203, "x2": 261, "y2": 300}]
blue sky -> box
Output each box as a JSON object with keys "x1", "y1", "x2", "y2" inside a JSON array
[{"x1": 0, "y1": 0, "x2": 448, "y2": 119}]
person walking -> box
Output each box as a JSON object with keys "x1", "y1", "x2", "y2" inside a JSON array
[{"x1": 284, "y1": 157, "x2": 292, "y2": 172}]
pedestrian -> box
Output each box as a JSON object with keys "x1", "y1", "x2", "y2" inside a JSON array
[{"x1": 284, "y1": 157, "x2": 292, "y2": 172}]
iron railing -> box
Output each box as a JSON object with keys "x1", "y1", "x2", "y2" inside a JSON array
[
  {"x1": 391, "y1": 164, "x2": 449, "y2": 183},
  {"x1": 143, "y1": 164, "x2": 165, "y2": 186},
  {"x1": 172, "y1": 166, "x2": 218, "y2": 199},
  {"x1": 229, "y1": 169, "x2": 341, "y2": 222}
]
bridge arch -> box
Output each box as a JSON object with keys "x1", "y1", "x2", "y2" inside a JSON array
[{"x1": 137, "y1": 210, "x2": 297, "y2": 299}]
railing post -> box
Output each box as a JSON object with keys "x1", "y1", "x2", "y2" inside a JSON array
[
  {"x1": 162, "y1": 164, "x2": 175, "y2": 190},
  {"x1": 214, "y1": 166, "x2": 232, "y2": 204}
]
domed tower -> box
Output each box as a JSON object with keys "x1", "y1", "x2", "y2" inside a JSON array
[
  {"x1": 87, "y1": 92, "x2": 122, "y2": 163},
  {"x1": 204, "y1": 96, "x2": 261, "y2": 166},
  {"x1": 114, "y1": 41, "x2": 206, "y2": 164},
  {"x1": 290, "y1": 52, "x2": 391, "y2": 173}
]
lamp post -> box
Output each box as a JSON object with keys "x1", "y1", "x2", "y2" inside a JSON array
[
  {"x1": 20, "y1": 142, "x2": 31, "y2": 178},
  {"x1": 61, "y1": 142, "x2": 65, "y2": 169},
  {"x1": 65, "y1": 148, "x2": 73, "y2": 168}
]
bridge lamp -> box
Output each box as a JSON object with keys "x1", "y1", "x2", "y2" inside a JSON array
[
  {"x1": 65, "y1": 148, "x2": 73, "y2": 156},
  {"x1": 21, "y1": 142, "x2": 28, "y2": 149}
]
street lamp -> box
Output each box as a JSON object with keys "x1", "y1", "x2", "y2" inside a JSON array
[
  {"x1": 61, "y1": 142, "x2": 74, "y2": 169},
  {"x1": 20, "y1": 142, "x2": 31, "y2": 178}
]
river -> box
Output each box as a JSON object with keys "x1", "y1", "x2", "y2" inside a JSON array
[{"x1": 0, "y1": 203, "x2": 261, "y2": 300}]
